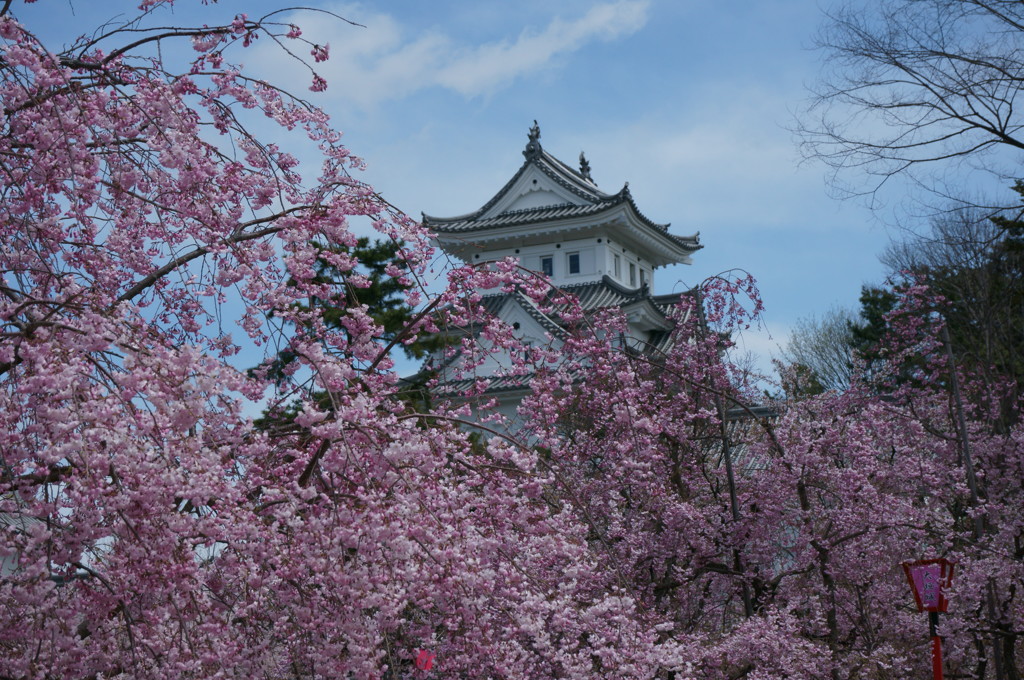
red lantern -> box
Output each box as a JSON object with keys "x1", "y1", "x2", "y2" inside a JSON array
[
  {"x1": 902, "y1": 558, "x2": 955, "y2": 680},
  {"x1": 414, "y1": 649, "x2": 436, "y2": 671},
  {"x1": 902, "y1": 558, "x2": 954, "y2": 613}
]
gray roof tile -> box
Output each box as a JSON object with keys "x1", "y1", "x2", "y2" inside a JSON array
[{"x1": 422, "y1": 149, "x2": 701, "y2": 253}]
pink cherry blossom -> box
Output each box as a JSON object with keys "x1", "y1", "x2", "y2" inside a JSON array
[{"x1": 0, "y1": 2, "x2": 1019, "y2": 679}]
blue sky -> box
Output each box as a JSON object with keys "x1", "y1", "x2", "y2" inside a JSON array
[{"x1": 22, "y1": 0, "x2": 908, "y2": 367}]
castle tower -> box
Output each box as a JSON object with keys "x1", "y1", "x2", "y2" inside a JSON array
[{"x1": 421, "y1": 123, "x2": 702, "y2": 423}]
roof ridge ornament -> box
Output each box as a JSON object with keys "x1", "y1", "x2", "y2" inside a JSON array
[
  {"x1": 579, "y1": 151, "x2": 593, "y2": 182},
  {"x1": 523, "y1": 120, "x2": 542, "y2": 159}
]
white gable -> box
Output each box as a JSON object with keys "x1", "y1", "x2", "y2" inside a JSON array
[
  {"x1": 437, "y1": 295, "x2": 561, "y2": 382},
  {"x1": 503, "y1": 189, "x2": 564, "y2": 212},
  {"x1": 500, "y1": 299, "x2": 558, "y2": 346},
  {"x1": 481, "y1": 165, "x2": 590, "y2": 218}
]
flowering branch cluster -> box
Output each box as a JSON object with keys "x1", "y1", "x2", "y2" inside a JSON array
[{"x1": 0, "y1": 2, "x2": 1021, "y2": 679}]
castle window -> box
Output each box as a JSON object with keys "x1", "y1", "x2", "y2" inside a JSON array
[
  {"x1": 629, "y1": 262, "x2": 636, "y2": 286},
  {"x1": 567, "y1": 252, "x2": 581, "y2": 275},
  {"x1": 640, "y1": 269, "x2": 648, "y2": 286},
  {"x1": 613, "y1": 254, "x2": 621, "y2": 278},
  {"x1": 541, "y1": 255, "x2": 554, "y2": 277}
]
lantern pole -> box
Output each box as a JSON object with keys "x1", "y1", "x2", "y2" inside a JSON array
[{"x1": 929, "y1": 611, "x2": 943, "y2": 680}]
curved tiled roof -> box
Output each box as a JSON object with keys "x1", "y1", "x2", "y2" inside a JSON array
[
  {"x1": 432, "y1": 373, "x2": 535, "y2": 397},
  {"x1": 423, "y1": 148, "x2": 607, "y2": 226},
  {"x1": 467, "y1": 276, "x2": 683, "y2": 326},
  {"x1": 557, "y1": 275, "x2": 685, "y2": 312},
  {"x1": 422, "y1": 144, "x2": 701, "y2": 253},
  {"x1": 428, "y1": 277, "x2": 696, "y2": 398},
  {"x1": 428, "y1": 200, "x2": 607, "y2": 232}
]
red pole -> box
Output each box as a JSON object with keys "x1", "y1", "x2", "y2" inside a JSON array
[{"x1": 930, "y1": 612, "x2": 944, "y2": 680}]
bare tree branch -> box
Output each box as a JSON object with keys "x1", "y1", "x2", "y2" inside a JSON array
[{"x1": 799, "y1": 0, "x2": 1024, "y2": 202}]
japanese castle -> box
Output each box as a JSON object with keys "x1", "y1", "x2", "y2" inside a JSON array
[{"x1": 421, "y1": 122, "x2": 702, "y2": 424}]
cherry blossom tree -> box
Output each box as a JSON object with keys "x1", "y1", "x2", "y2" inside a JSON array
[
  {"x1": 1, "y1": 2, "x2": 1021, "y2": 679},
  {"x1": 513, "y1": 274, "x2": 1023, "y2": 679},
  {"x1": 0, "y1": 2, "x2": 664, "y2": 677}
]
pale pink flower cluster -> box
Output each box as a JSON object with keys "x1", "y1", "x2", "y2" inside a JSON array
[{"x1": 0, "y1": 2, "x2": 1020, "y2": 678}]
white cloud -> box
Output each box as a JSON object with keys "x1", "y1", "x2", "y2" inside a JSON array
[
  {"x1": 256, "y1": 2, "x2": 650, "y2": 109},
  {"x1": 579, "y1": 107, "x2": 813, "y2": 229},
  {"x1": 435, "y1": 2, "x2": 650, "y2": 96}
]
